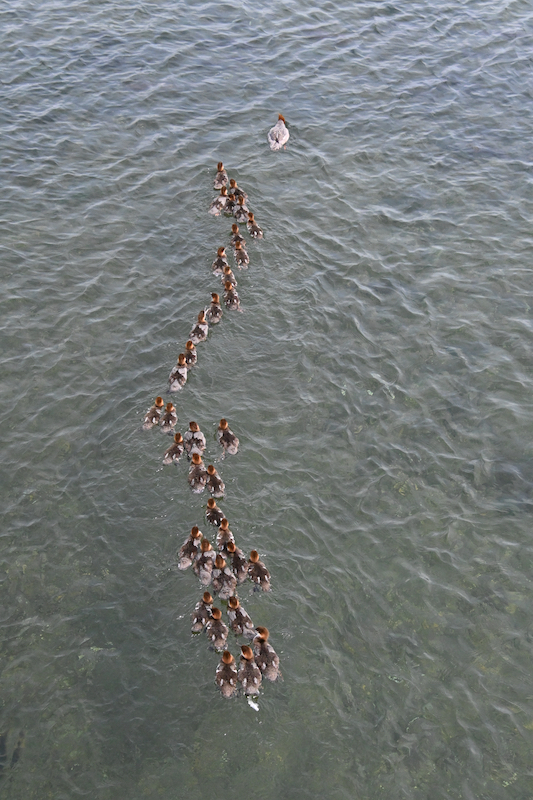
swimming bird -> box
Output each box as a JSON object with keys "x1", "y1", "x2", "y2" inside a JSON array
[
  {"x1": 206, "y1": 497, "x2": 225, "y2": 527},
  {"x1": 227, "y1": 596, "x2": 255, "y2": 638},
  {"x1": 184, "y1": 340, "x2": 197, "y2": 368},
  {"x1": 193, "y1": 538, "x2": 216, "y2": 584},
  {"x1": 222, "y1": 265, "x2": 237, "y2": 288},
  {"x1": 159, "y1": 402, "x2": 177, "y2": 432},
  {"x1": 188, "y1": 452, "x2": 208, "y2": 493},
  {"x1": 205, "y1": 607, "x2": 229, "y2": 650},
  {"x1": 206, "y1": 464, "x2": 225, "y2": 498},
  {"x1": 267, "y1": 114, "x2": 289, "y2": 150},
  {"x1": 163, "y1": 432, "x2": 184, "y2": 465},
  {"x1": 216, "y1": 518, "x2": 235, "y2": 552},
  {"x1": 248, "y1": 550, "x2": 271, "y2": 591},
  {"x1": 217, "y1": 419, "x2": 239, "y2": 455},
  {"x1": 211, "y1": 554, "x2": 237, "y2": 599},
  {"x1": 229, "y1": 178, "x2": 248, "y2": 203},
  {"x1": 224, "y1": 193, "x2": 237, "y2": 216},
  {"x1": 211, "y1": 246, "x2": 228, "y2": 275},
  {"x1": 254, "y1": 627, "x2": 281, "y2": 681},
  {"x1": 233, "y1": 195, "x2": 249, "y2": 223},
  {"x1": 183, "y1": 420, "x2": 206, "y2": 457},
  {"x1": 142, "y1": 396, "x2": 164, "y2": 430},
  {"x1": 177, "y1": 525, "x2": 203, "y2": 570},
  {"x1": 189, "y1": 310, "x2": 209, "y2": 344},
  {"x1": 229, "y1": 223, "x2": 246, "y2": 249},
  {"x1": 238, "y1": 645, "x2": 262, "y2": 695},
  {"x1": 168, "y1": 354, "x2": 187, "y2": 393},
  {"x1": 247, "y1": 212, "x2": 263, "y2": 239},
  {"x1": 214, "y1": 162, "x2": 228, "y2": 189},
  {"x1": 226, "y1": 541, "x2": 248, "y2": 584},
  {"x1": 205, "y1": 292, "x2": 223, "y2": 325},
  {"x1": 209, "y1": 187, "x2": 229, "y2": 216},
  {"x1": 215, "y1": 650, "x2": 238, "y2": 698},
  {"x1": 233, "y1": 240, "x2": 249, "y2": 269},
  {"x1": 224, "y1": 280, "x2": 241, "y2": 311},
  {"x1": 191, "y1": 591, "x2": 213, "y2": 633}
]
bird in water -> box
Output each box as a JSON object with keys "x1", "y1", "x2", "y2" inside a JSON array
[
  {"x1": 233, "y1": 240, "x2": 249, "y2": 269},
  {"x1": 142, "y1": 396, "x2": 164, "y2": 430},
  {"x1": 226, "y1": 541, "x2": 248, "y2": 584},
  {"x1": 254, "y1": 626, "x2": 281, "y2": 681},
  {"x1": 224, "y1": 280, "x2": 241, "y2": 311},
  {"x1": 184, "y1": 340, "x2": 197, "y2": 368},
  {"x1": 216, "y1": 518, "x2": 235, "y2": 553},
  {"x1": 177, "y1": 525, "x2": 203, "y2": 570},
  {"x1": 215, "y1": 650, "x2": 238, "y2": 698},
  {"x1": 248, "y1": 550, "x2": 271, "y2": 591},
  {"x1": 188, "y1": 452, "x2": 208, "y2": 493},
  {"x1": 163, "y1": 432, "x2": 184, "y2": 465},
  {"x1": 233, "y1": 195, "x2": 249, "y2": 223},
  {"x1": 227, "y1": 596, "x2": 255, "y2": 638},
  {"x1": 159, "y1": 402, "x2": 177, "y2": 432},
  {"x1": 205, "y1": 606, "x2": 229, "y2": 650},
  {"x1": 267, "y1": 114, "x2": 289, "y2": 150},
  {"x1": 168, "y1": 354, "x2": 187, "y2": 393},
  {"x1": 183, "y1": 420, "x2": 206, "y2": 457},
  {"x1": 222, "y1": 264, "x2": 237, "y2": 288},
  {"x1": 211, "y1": 246, "x2": 228, "y2": 275},
  {"x1": 193, "y1": 538, "x2": 216, "y2": 584},
  {"x1": 229, "y1": 223, "x2": 246, "y2": 249},
  {"x1": 211, "y1": 554, "x2": 237, "y2": 599},
  {"x1": 205, "y1": 292, "x2": 222, "y2": 325},
  {"x1": 214, "y1": 162, "x2": 228, "y2": 189},
  {"x1": 247, "y1": 212, "x2": 263, "y2": 239},
  {"x1": 217, "y1": 418, "x2": 239, "y2": 456},
  {"x1": 189, "y1": 310, "x2": 209, "y2": 344},
  {"x1": 209, "y1": 186, "x2": 229, "y2": 216},
  {"x1": 229, "y1": 178, "x2": 248, "y2": 203},
  {"x1": 238, "y1": 644, "x2": 262, "y2": 695},
  {"x1": 191, "y1": 591, "x2": 213, "y2": 633},
  {"x1": 206, "y1": 497, "x2": 224, "y2": 527},
  {"x1": 206, "y1": 464, "x2": 225, "y2": 498}
]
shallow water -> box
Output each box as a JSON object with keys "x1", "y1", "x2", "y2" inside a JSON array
[{"x1": 2, "y1": 0, "x2": 533, "y2": 797}]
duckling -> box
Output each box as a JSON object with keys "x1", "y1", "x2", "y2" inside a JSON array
[
  {"x1": 227, "y1": 596, "x2": 255, "y2": 638},
  {"x1": 191, "y1": 591, "x2": 213, "y2": 633},
  {"x1": 193, "y1": 538, "x2": 216, "y2": 584},
  {"x1": 217, "y1": 418, "x2": 239, "y2": 455},
  {"x1": 214, "y1": 162, "x2": 228, "y2": 190},
  {"x1": 211, "y1": 246, "x2": 228, "y2": 275},
  {"x1": 215, "y1": 650, "x2": 238, "y2": 698},
  {"x1": 205, "y1": 292, "x2": 223, "y2": 325},
  {"x1": 188, "y1": 452, "x2": 207, "y2": 493},
  {"x1": 234, "y1": 240, "x2": 249, "y2": 269},
  {"x1": 206, "y1": 497, "x2": 225, "y2": 527},
  {"x1": 142, "y1": 396, "x2": 164, "y2": 430},
  {"x1": 238, "y1": 645, "x2": 262, "y2": 695},
  {"x1": 254, "y1": 627, "x2": 281, "y2": 681},
  {"x1": 184, "y1": 340, "x2": 197, "y2": 368},
  {"x1": 183, "y1": 420, "x2": 206, "y2": 457},
  {"x1": 248, "y1": 550, "x2": 271, "y2": 591},
  {"x1": 216, "y1": 518, "x2": 235, "y2": 552},
  {"x1": 209, "y1": 186, "x2": 229, "y2": 216},
  {"x1": 206, "y1": 464, "x2": 225, "y2": 498},
  {"x1": 229, "y1": 178, "x2": 248, "y2": 203},
  {"x1": 163, "y1": 432, "x2": 184, "y2": 465},
  {"x1": 224, "y1": 193, "x2": 237, "y2": 216},
  {"x1": 222, "y1": 265, "x2": 237, "y2": 288},
  {"x1": 168, "y1": 354, "x2": 188, "y2": 393},
  {"x1": 159, "y1": 402, "x2": 177, "y2": 432},
  {"x1": 233, "y1": 195, "x2": 249, "y2": 223},
  {"x1": 205, "y1": 607, "x2": 229, "y2": 650},
  {"x1": 212, "y1": 554, "x2": 237, "y2": 599},
  {"x1": 177, "y1": 525, "x2": 203, "y2": 570},
  {"x1": 247, "y1": 212, "x2": 263, "y2": 239},
  {"x1": 189, "y1": 310, "x2": 209, "y2": 344},
  {"x1": 224, "y1": 280, "x2": 241, "y2": 311},
  {"x1": 229, "y1": 223, "x2": 246, "y2": 249},
  {"x1": 267, "y1": 113, "x2": 289, "y2": 150},
  {"x1": 226, "y1": 541, "x2": 248, "y2": 584}
]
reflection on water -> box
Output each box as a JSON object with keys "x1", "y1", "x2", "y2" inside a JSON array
[{"x1": 2, "y1": 0, "x2": 533, "y2": 797}]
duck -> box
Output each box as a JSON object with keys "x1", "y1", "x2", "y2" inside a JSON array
[
  {"x1": 189, "y1": 310, "x2": 209, "y2": 344},
  {"x1": 217, "y1": 418, "x2": 239, "y2": 456},
  {"x1": 142, "y1": 396, "x2": 164, "y2": 430},
  {"x1": 233, "y1": 240, "x2": 249, "y2": 269},
  {"x1": 168, "y1": 354, "x2": 187, "y2": 393},
  {"x1": 216, "y1": 518, "x2": 235, "y2": 552},
  {"x1": 228, "y1": 178, "x2": 248, "y2": 203},
  {"x1": 177, "y1": 525, "x2": 203, "y2": 570},
  {"x1": 233, "y1": 195, "x2": 249, "y2": 223},
  {"x1": 184, "y1": 340, "x2": 197, "y2": 368},
  {"x1": 211, "y1": 246, "x2": 228, "y2": 275},
  {"x1": 205, "y1": 607, "x2": 229, "y2": 650},
  {"x1": 222, "y1": 265, "x2": 237, "y2": 288},
  {"x1": 159, "y1": 402, "x2": 177, "y2": 432},
  {"x1": 211, "y1": 554, "x2": 237, "y2": 599},
  {"x1": 215, "y1": 650, "x2": 238, "y2": 698},
  {"x1": 238, "y1": 645, "x2": 262, "y2": 695},
  {"x1": 267, "y1": 114, "x2": 289, "y2": 150},
  {"x1": 183, "y1": 420, "x2": 206, "y2": 457},
  {"x1": 227, "y1": 596, "x2": 255, "y2": 638},
  {"x1": 229, "y1": 223, "x2": 246, "y2": 249},
  {"x1": 188, "y1": 452, "x2": 208, "y2": 493},
  {"x1": 248, "y1": 550, "x2": 271, "y2": 591},
  {"x1": 205, "y1": 292, "x2": 223, "y2": 325},
  {"x1": 206, "y1": 497, "x2": 225, "y2": 527},
  {"x1": 206, "y1": 464, "x2": 225, "y2": 498},
  {"x1": 224, "y1": 280, "x2": 241, "y2": 311},
  {"x1": 247, "y1": 212, "x2": 263, "y2": 239},
  {"x1": 254, "y1": 627, "x2": 281, "y2": 681},
  {"x1": 191, "y1": 591, "x2": 213, "y2": 633},
  {"x1": 163, "y1": 432, "x2": 184, "y2": 465},
  {"x1": 224, "y1": 193, "x2": 237, "y2": 216},
  {"x1": 226, "y1": 541, "x2": 248, "y2": 584},
  {"x1": 193, "y1": 538, "x2": 216, "y2": 584},
  {"x1": 209, "y1": 186, "x2": 229, "y2": 216},
  {"x1": 214, "y1": 162, "x2": 228, "y2": 189}
]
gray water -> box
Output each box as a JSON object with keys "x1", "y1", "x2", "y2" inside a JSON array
[{"x1": 2, "y1": 0, "x2": 533, "y2": 796}]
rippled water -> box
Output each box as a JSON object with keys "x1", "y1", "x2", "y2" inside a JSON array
[{"x1": 2, "y1": 0, "x2": 533, "y2": 796}]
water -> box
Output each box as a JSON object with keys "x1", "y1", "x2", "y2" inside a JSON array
[{"x1": 2, "y1": 0, "x2": 533, "y2": 796}]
